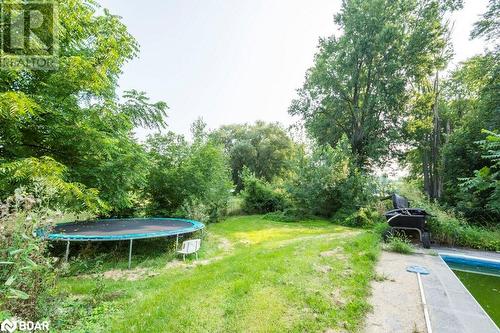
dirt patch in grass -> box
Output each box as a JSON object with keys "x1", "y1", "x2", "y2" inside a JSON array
[
  {"x1": 214, "y1": 235, "x2": 233, "y2": 252},
  {"x1": 330, "y1": 288, "x2": 348, "y2": 307},
  {"x1": 314, "y1": 264, "x2": 333, "y2": 273},
  {"x1": 80, "y1": 268, "x2": 160, "y2": 281},
  {"x1": 320, "y1": 246, "x2": 347, "y2": 260},
  {"x1": 79, "y1": 235, "x2": 235, "y2": 281}
]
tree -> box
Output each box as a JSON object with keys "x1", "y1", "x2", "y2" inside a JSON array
[
  {"x1": 457, "y1": 130, "x2": 500, "y2": 223},
  {"x1": 0, "y1": 0, "x2": 167, "y2": 214},
  {"x1": 209, "y1": 121, "x2": 294, "y2": 191},
  {"x1": 290, "y1": 0, "x2": 459, "y2": 168},
  {"x1": 144, "y1": 132, "x2": 232, "y2": 222},
  {"x1": 439, "y1": 53, "x2": 499, "y2": 218},
  {"x1": 470, "y1": 0, "x2": 500, "y2": 43},
  {"x1": 284, "y1": 136, "x2": 375, "y2": 218}
]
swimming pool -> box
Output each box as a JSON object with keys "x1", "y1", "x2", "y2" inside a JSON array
[{"x1": 441, "y1": 253, "x2": 500, "y2": 327}]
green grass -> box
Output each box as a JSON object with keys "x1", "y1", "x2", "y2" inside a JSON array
[{"x1": 54, "y1": 216, "x2": 380, "y2": 332}]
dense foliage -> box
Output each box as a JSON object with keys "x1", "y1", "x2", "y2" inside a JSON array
[
  {"x1": 240, "y1": 136, "x2": 378, "y2": 221},
  {"x1": 399, "y1": 182, "x2": 500, "y2": 251},
  {"x1": 0, "y1": 0, "x2": 167, "y2": 215},
  {"x1": 285, "y1": 137, "x2": 375, "y2": 218},
  {"x1": 1, "y1": 0, "x2": 499, "y2": 326},
  {"x1": 145, "y1": 131, "x2": 232, "y2": 222},
  {"x1": 210, "y1": 122, "x2": 294, "y2": 191},
  {"x1": 457, "y1": 130, "x2": 500, "y2": 222},
  {"x1": 0, "y1": 185, "x2": 91, "y2": 319},
  {"x1": 240, "y1": 169, "x2": 287, "y2": 214},
  {"x1": 290, "y1": 0, "x2": 459, "y2": 167}
]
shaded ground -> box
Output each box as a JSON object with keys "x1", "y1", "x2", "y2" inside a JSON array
[{"x1": 56, "y1": 216, "x2": 379, "y2": 332}]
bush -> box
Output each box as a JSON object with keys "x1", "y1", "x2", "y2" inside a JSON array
[
  {"x1": 373, "y1": 222, "x2": 391, "y2": 239},
  {"x1": 0, "y1": 187, "x2": 92, "y2": 320},
  {"x1": 263, "y1": 210, "x2": 302, "y2": 222},
  {"x1": 145, "y1": 133, "x2": 233, "y2": 222},
  {"x1": 337, "y1": 207, "x2": 384, "y2": 228},
  {"x1": 241, "y1": 171, "x2": 287, "y2": 214},
  {"x1": 427, "y1": 217, "x2": 500, "y2": 251},
  {"x1": 399, "y1": 181, "x2": 500, "y2": 251},
  {"x1": 284, "y1": 137, "x2": 377, "y2": 218},
  {"x1": 226, "y1": 196, "x2": 243, "y2": 216},
  {"x1": 386, "y1": 234, "x2": 414, "y2": 254},
  {"x1": 455, "y1": 130, "x2": 500, "y2": 225}
]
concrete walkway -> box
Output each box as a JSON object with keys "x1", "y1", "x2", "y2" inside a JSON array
[{"x1": 364, "y1": 250, "x2": 499, "y2": 333}]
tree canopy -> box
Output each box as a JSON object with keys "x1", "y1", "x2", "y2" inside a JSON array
[
  {"x1": 210, "y1": 121, "x2": 294, "y2": 191},
  {"x1": 0, "y1": 0, "x2": 167, "y2": 214},
  {"x1": 290, "y1": 0, "x2": 459, "y2": 168}
]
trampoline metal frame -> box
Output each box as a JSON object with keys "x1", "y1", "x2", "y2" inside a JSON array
[{"x1": 42, "y1": 218, "x2": 205, "y2": 269}]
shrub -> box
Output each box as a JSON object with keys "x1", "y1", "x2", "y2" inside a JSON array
[
  {"x1": 386, "y1": 234, "x2": 414, "y2": 254},
  {"x1": 241, "y1": 171, "x2": 287, "y2": 214},
  {"x1": 145, "y1": 133, "x2": 233, "y2": 222},
  {"x1": 226, "y1": 196, "x2": 243, "y2": 216},
  {"x1": 456, "y1": 130, "x2": 500, "y2": 225},
  {"x1": 0, "y1": 187, "x2": 91, "y2": 319},
  {"x1": 175, "y1": 199, "x2": 211, "y2": 224},
  {"x1": 263, "y1": 210, "x2": 302, "y2": 222},
  {"x1": 373, "y1": 222, "x2": 391, "y2": 239},
  {"x1": 427, "y1": 217, "x2": 500, "y2": 251},
  {"x1": 399, "y1": 181, "x2": 500, "y2": 251},
  {"x1": 284, "y1": 137, "x2": 377, "y2": 218},
  {"x1": 337, "y1": 206, "x2": 384, "y2": 228}
]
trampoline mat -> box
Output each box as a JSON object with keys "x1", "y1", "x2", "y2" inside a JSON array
[{"x1": 49, "y1": 218, "x2": 201, "y2": 240}]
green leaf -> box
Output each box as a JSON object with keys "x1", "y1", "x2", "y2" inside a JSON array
[
  {"x1": 8, "y1": 249, "x2": 24, "y2": 256},
  {"x1": 4, "y1": 276, "x2": 16, "y2": 286},
  {"x1": 8, "y1": 288, "x2": 29, "y2": 300}
]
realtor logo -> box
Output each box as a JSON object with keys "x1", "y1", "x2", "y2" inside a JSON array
[
  {"x1": 0, "y1": 319, "x2": 16, "y2": 333},
  {"x1": 0, "y1": 0, "x2": 58, "y2": 69},
  {"x1": 1, "y1": 318, "x2": 50, "y2": 332}
]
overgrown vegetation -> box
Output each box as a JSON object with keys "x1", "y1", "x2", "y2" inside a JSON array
[
  {"x1": 240, "y1": 170, "x2": 287, "y2": 214},
  {"x1": 0, "y1": 185, "x2": 92, "y2": 320},
  {"x1": 0, "y1": 0, "x2": 499, "y2": 328},
  {"x1": 210, "y1": 122, "x2": 294, "y2": 192},
  {"x1": 386, "y1": 234, "x2": 414, "y2": 254},
  {"x1": 399, "y1": 182, "x2": 500, "y2": 251},
  {"x1": 145, "y1": 130, "x2": 232, "y2": 222}
]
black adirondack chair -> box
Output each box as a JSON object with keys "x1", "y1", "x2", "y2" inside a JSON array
[{"x1": 383, "y1": 193, "x2": 432, "y2": 248}]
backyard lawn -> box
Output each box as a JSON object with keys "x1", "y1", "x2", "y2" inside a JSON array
[{"x1": 56, "y1": 216, "x2": 380, "y2": 332}]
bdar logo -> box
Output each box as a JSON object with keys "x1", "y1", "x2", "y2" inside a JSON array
[{"x1": 0, "y1": 318, "x2": 17, "y2": 333}]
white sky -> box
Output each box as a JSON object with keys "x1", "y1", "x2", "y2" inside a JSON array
[{"x1": 97, "y1": 0, "x2": 488, "y2": 140}]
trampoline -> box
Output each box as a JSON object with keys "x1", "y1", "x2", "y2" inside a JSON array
[{"x1": 39, "y1": 218, "x2": 205, "y2": 268}]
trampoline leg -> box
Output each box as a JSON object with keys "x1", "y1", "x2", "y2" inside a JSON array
[
  {"x1": 128, "y1": 239, "x2": 133, "y2": 269},
  {"x1": 64, "y1": 241, "x2": 70, "y2": 263},
  {"x1": 176, "y1": 234, "x2": 179, "y2": 250}
]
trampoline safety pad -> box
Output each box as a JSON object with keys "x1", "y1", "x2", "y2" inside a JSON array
[
  {"x1": 42, "y1": 218, "x2": 204, "y2": 241},
  {"x1": 38, "y1": 218, "x2": 205, "y2": 269}
]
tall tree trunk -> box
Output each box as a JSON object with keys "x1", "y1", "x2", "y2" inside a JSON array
[
  {"x1": 422, "y1": 145, "x2": 431, "y2": 196},
  {"x1": 429, "y1": 72, "x2": 442, "y2": 200}
]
